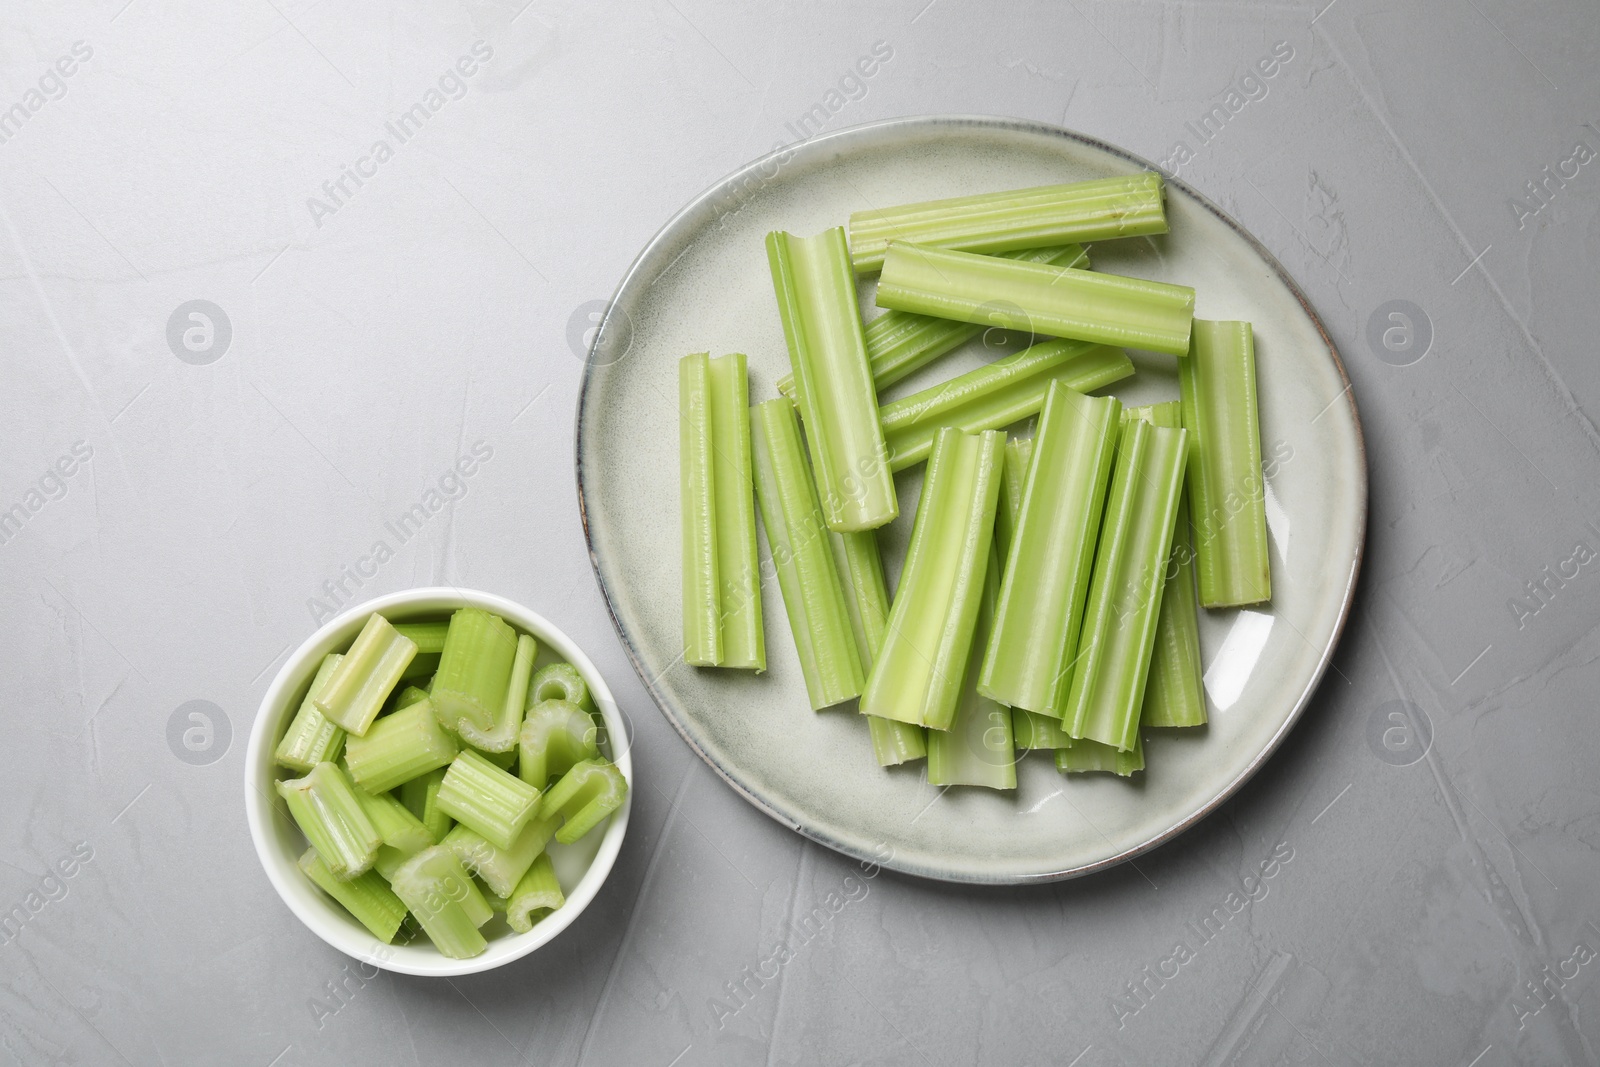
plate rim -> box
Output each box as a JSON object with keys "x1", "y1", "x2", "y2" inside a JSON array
[{"x1": 574, "y1": 113, "x2": 1369, "y2": 884}]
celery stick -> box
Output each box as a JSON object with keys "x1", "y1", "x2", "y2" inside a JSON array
[
  {"x1": 1180, "y1": 319, "x2": 1270, "y2": 607},
  {"x1": 527, "y1": 662, "x2": 592, "y2": 712},
  {"x1": 393, "y1": 621, "x2": 449, "y2": 654},
  {"x1": 431, "y1": 608, "x2": 518, "y2": 736},
  {"x1": 848, "y1": 173, "x2": 1168, "y2": 273},
  {"x1": 877, "y1": 243, "x2": 1195, "y2": 357},
  {"x1": 680, "y1": 351, "x2": 721, "y2": 665},
  {"x1": 442, "y1": 815, "x2": 558, "y2": 898},
  {"x1": 750, "y1": 399, "x2": 865, "y2": 709},
  {"x1": 518, "y1": 699, "x2": 600, "y2": 791},
  {"x1": 1062, "y1": 420, "x2": 1188, "y2": 751},
  {"x1": 345, "y1": 698, "x2": 459, "y2": 794},
  {"x1": 1056, "y1": 732, "x2": 1144, "y2": 776},
  {"x1": 1013, "y1": 709, "x2": 1072, "y2": 749},
  {"x1": 374, "y1": 843, "x2": 423, "y2": 881},
  {"x1": 299, "y1": 848, "x2": 407, "y2": 943},
  {"x1": 276, "y1": 653, "x2": 347, "y2": 772},
  {"x1": 395, "y1": 685, "x2": 430, "y2": 711},
  {"x1": 399, "y1": 767, "x2": 453, "y2": 841},
  {"x1": 389, "y1": 846, "x2": 491, "y2": 958},
  {"x1": 709, "y1": 353, "x2": 765, "y2": 669},
  {"x1": 457, "y1": 633, "x2": 535, "y2": 753},
  {"x1": 504, "y1": 853, "x2": 564, "y2": 933},
  {"x1": 859, "y1": 428, "x2": 1004, "y2": 729},
  {"x1": 314, "y1": 614, "x2": 418, "y2": 736},
  {"x1": 435, "y1": 750, "x2": 540, "y2": 850},
  {"x1": 350, "y1": 779, "x2": 436, "y2": 853},
  {"x1": 926, "y1": 546, "x2": 1015, "y2": 788},
  {"x1": 539, "y1": 759, "x2": 628, "y2": 844},
  {"x1": 399, "y1": 652, "x2": 440, "y2": 682},
  {"x1": 277, "y1": 762, "x2": 381, "y2": 880},
  {"x1": 979, "y1": 383, "x2": 1122, "y2": 715},
  {"x1": 880, "y1": 339, "x2": 1133, "y2": 471},
  {"x1": 767, "y1": 227, "x2": 897, "y2": 532}
]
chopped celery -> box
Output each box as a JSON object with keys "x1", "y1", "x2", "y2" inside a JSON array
[
  {"x1": 393, "y1": 621, "x2": 449, "y2": 654},
  {"x1": 435, "y1": 750, "x2": 541, "y2": 850},
  {"x1": 399, "y1": 651, "x2": 440, "y2": 682},
  {"x1": 926, "y1": 546, "x2": 1015, "y2": 788},
  {"x1": 847, "y1": 173, "x2": 1168, "y2": 273},
  {"x1": 313, "y1": 614, "x2": 418, "y2": 736},
  {"x1": 879, "y1": 338, "x2": 1133, "y2": 471},
  {"x1": 277, "y1": 762, "x2": 381, "y2": 880},
  {"x1": 1013, "y1": 708, "x2": 1072, "y2": 750},
  {"x1": 344, "y1": 698, "x2": 459, "y2": 794},
  {"x1": 389, "y1": 846, "x2": 492, "y2": 959},
  {"x1": 276, "y1": 653, "x2": 347, "y2": 773},
  {"x1": 1180, "y1": 319, "x2": 1271, "y2": 607},
  {"x1": 395, "y1": 685, "x2": 430, "y2": 711},
  {"x1": 374, "y1": 843, "x2": 423, "y2": 881},
  {"x1": 504, "y1": 853, "x2": 564, "y2": 933},
  {"x1": 877, "y1": 242, "x2": 1195, "y2": 357},
  {"x1": 750, "y1": 399, "x2": 865, "y2": 709},
  {"x1": 350, "y1": 779, "x2": 436, "y2": 853},
  {"x1": 1056, "y1": 732, "x2": 1144, "y2": 776},
  {"x1": 680, "y1": 351, "x2": 720, "y2": 665},
  {"x1": 1062, "y1": 420, "x2": 1188, "y2": 751},
  {"x1": 518, "y1": 699, "x2": 600, "y2": 791},
  {"x1": 994, "y1": 436, "x2": 1033, "y2": 562},
  {"x1": 859, "y1": 428, "x2": 1004, "y2": 730},
  {"x1": 527, "y1": 662, "x2": 592, "y2": 712},
  {"x1": 441, "y1": 815, "x2": 558, "y2": 898},
  {"x1": 299, "y1": 847, "x2": 407, "y2": 943},
  {"x1": 767, "y1": 227, "x2": 897, "y2": 532},
  {"x1": 979, "y1": 383, "x2": 1122, "y2": 715},
  {"x1": 431, "y1": 608, "x2": 519, "y2": 736},
  {"x1": 539, "y1": 759, "x2": 628, "y2": 844},
  {"x1": 457, "y1": 633, "x2": 535, "y2": 753},
  {"x1": 399, "y1": 767, "x2": 453, "y2": 841}
]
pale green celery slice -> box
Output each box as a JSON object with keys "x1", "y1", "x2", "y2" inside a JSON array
[
  {"x1": 299, "y1": 848, "x2": 406, "y2": 943},
  {"x1": 518, "y1": 699, "x2": 600, "y2": 791},
  {"x1": 994, "y1": 437, "x2": 1034, "y2": 564},
  {"x1": 1180, "y1": 319, "x2": 1271, "y2": 607},
  {"x1": 877, "y1": 242, "x2": 1195, "y2": 357},
  {"x1": 880, "y1": 338, "x2": 1132, "y2": 471},
  {"x1": 399, "y1": 652, "x2": 440, "y2": 682},
  {"x1": 1062, "y1": 420, "x2": 1189, "y2": 751},
  {"x1": 394, "y1": 685, "x2": 430, "y2": 711},
  {"x1": 442, "y1": 814, "x2": 558, "y2": 898},
  {"x1": 767, "y1": 227, "x2": 897, "y2": 532},
  {"x1": 859, "y1": 427, "x2": 1004, "y2": 729},
  {"x1": 374, "y1": 843, "x2": 423, "y2": 881},
  {"x1": 926, "y1": 545, "x2": 1015, "y2": 788},
  {"x1": 750, "y1": 399, "x2": 865, "y2": 709},
  {"x1": 430, "y1": 608, "x2": 518, "y2": 736},
  {"x1": 775, "y1": 244, "x2": 1091, "y2": 399},
  {"x1": 527, "y1": 662, "x2": 592, "y2": 712},
  {"x1": 848, "y1": 172, "x2": 1168, "y2": 273},
  {"x1": 539, "y1": 758, "x2": 628, "y2": 844},
  {"x1": 1056, "y1": 731, "x2": 1145, "y2": 776},
  {"x1": 276, "y1": 653, "x2": 347, "y2": 772},
  {"x1": 457, "y1": 633, "x2": 536, "y2": 753},
  {"x1": 708, "y1": 353, "x2": 765, "y2": 669},
  {"x1": 680, "y1": 351, "x2": 721, "y2": 665},
  {"x1": 399, "y1": 767, "x2": 453, "y2": 841},
  {"x1": 393, "y1": 621, "x2": 449, "y2": 654},
  {"x1": 277, "y1": 762, "x2": 381, "y2": 880},
  {"x1": 1013, "y1": 709, "x2": 1072, "y2": 750},
  {"x1": 314, "y1": 614, "x2": 418, "y2": 736},
  {"x1": 505, "y1": 853, "x2": 564, "y2": 933},
  {"x1": 345, "y1": 698, "x2": 459, "y2": 794},
  {"x1": 979, "y1": 383, "x2": 1122, "y2": 715},
  {"x1": 435, "y1": 750, "x2": 541, "y2": 850},
  {"x1": 389, "y1": 846, "x2": 491, "y2": 959},
  {"x1": 350, "y1": 778, "x2": 436, "y2": 853}
]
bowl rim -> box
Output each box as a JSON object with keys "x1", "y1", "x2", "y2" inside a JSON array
[{"x1": 244, "y1": 586, "x2": 633, "y2": 977}]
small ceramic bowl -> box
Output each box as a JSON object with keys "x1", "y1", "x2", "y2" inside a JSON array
[{"x1": 245, "y1": 587, "x2": 632, "y2": 976}]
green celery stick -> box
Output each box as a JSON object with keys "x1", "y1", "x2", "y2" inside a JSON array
[
  {"x1": 393, "y1": 621, "x2": 449, "y2": 654},
  {"x1": 314, "y1": 614, "x2": 418, "y2": 736},
  {"x1": 435, "y1": 750, "x2": 541, "y2": 850},
  {"x1": 277, "y1": 762, "x2": 381, "y2": 880},
  {"x1": 979, "y1": 383, "x2": 1122, "y2": 715},
  {"x1": 994, "y1": 437, "x2": 1034, "y2": 563},
  {"x1": 750, "y1": 398, "x2": 865, "y2": 709},
  {"x1": 518, "y1": 699, "x2": 600, "y2": 791},
  {"x1": 441, "y1": 815, "x2": 558, "y2": 898},
  {"x1": 926, "y1": 545, "x2": 1015, "y2": 788},
  {"x1": 680, "y1": 351, "x2": 721, "y2": 665},
  {"x1": 880, "y1": 338, "x2": 1133, "y2": 471},
  {"x1": 457, "y1": 633, "x2": 536, "y2": 753},
  {"x1": 299, "y1": 848, "x2": 407, "y2": 943},
  {"x1": 350, "y1": 779, "x2": 436, "y2": 853},
  {"x1": 344, "y1": 698, "x2": 459, "y2": 794},
  {"x1": 527, "y1": 662, "x2": 592, "y2": 712},
  {"x1": 394, "y1": 685, "x2": 430, "y2": 710},
  {"x1": 709, "y1": 353, "x2": 765, "y2": 669},
  {"x1": 276, "y1": 653, "x2": 347, "y2": 773},
  {"x1": 399, "y1": 767, "x2": 453, "y2": 841},
  {"x1": 877, "y1": 243, "x2": 1195, "y2": 357},
  {"x1": 767, "y1": 227, "x2": 897, "y2": 532},
  {"x1": 504, "y1": 853, "x2": 564, "y2": 933},
  {"x1": 374, "y1": 843, "x2": 425, "y2": 881},
  {"x1": 860, "y1": 427, "x2": 1004, "y2": 730},
  {"x1": 1013, "y1": 709, "x2": 1072, "y2": 749},
  {"x1": 1056, "y1": 732, "x2": 1145, "y2": 776},
  {"x1": 848, "y1": 173, "x2": 1168, "y2": 273},
  {"x1": 389, "y1": 846, "x2": 491, "y2": 959},
  {"x1": 1181, "y1": 319, "x2": 1271, "y2": 607},
  {"x1": 399, "y1": 651, "x2": 440, "y2": 683},
  {"x1": 539, "y1": 759, "x2": 628, "y2": 844},
  {"x1": 431, "y1": 608, "x2": 519, "y2": 736}
]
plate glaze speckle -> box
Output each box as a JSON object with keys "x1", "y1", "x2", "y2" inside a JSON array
[{"x1": 576, "y1": 116, "x2": 1366, "y2": 884}]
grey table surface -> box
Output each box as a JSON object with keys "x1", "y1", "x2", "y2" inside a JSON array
[{"x1": 2, "y1": 0, "x2": 1597, "y2": 1064}]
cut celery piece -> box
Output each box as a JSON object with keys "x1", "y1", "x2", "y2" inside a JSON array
[
  {"x1": 877, "y1": 242, "x2": 1195, "y2": 357},
  {"x1": 314, "y1": 614, "x2": 418, "y2": 736},
  {"x1": 299, "y1": 847, "x2": 407, "y2": 943},
  {"x1": 344, "y1": 698, "x2": 459, "y2": 794},
  {"x1": 1181, "y1": 319, "x2": 1271, "y2": 607},
  {"x1": 277, "y1": 762, "x2": 381, "y2": 881},
  {"x1": 457, "y1": 633, "x2": 536, "y2": 753},
  {"x1": 399, "y1": 767, "x2": 453, "y2": 841},
  {"x1": 860, "y1": 428, "x2": 1004, "y2": 730},
  {"x1": 1062, "y1": 420, "x2": 1188, "y2": 751},
  {"x1": 539, "y1": 759, "x2": 628, "y2": 844},
  {"x1": 527, "y1": 662, "x2": 591, "y2": 712},
  {"x1": 518, "y1": 699, "x2": 600, "y2": 791},
  {"x1": 442, "y1": 815, "x2": 558, "y2": 898},
  {"x1": 431, "y1": 608, "x2": 518, "y2": 736},
  {"x1": 351, "y1": 779, "x2": 436, "y2": 853},
  {"x1": 880, "y1": 338, "x2": 1133, "y2": 471},
  {"x1": 995, "y1": 436, "x2": 1034, "y2": 563},
  {"x1": 393, "y1": 621, "x2": 449, "y2": 654},
  {"x1": 399, "y1": 651, "x2": 440, "y2": 682},
  {"x1": 394, "y1": 685, "x2": 430, "y2": 711},
  {"x1": 767, "y1": 227, "x2": 897, "y2": 532},
  {"x1": 436, "y1": 750, "x2": 541, "y2": 850},
  {"x1": 680, "y1": 351, "x2": 720, "y2": 665},
  {"x1": 276, "y1": 653, "x2": 347, "y2": 773},
  {"x1": 926, "y1": 545, "x2": 1015, "y2": 788},
  {"x1": 750, "y1": 398, "x2": 865, "y2": 709},
  {"x1": 374, "y1": 843, "x2": 422, "y2": 881},
  {"x1": 1056, "y1": 732, "x2": 1145, "y2": 776},
  {"x1": 1013, "y1": 708, "x2": 1072, "y2": 750},
  {"x1": 389, "y1": 846, "x2": 491, "y2": 958},
  {"x1": 848, "y1": 173, "x2": 1168, "y2": 273},
  {"x1": 505, "y1": 853, "x2": 564, "y2": 934},
  {"x1": 979, "y1": 383, "x2": 1122, "y2": 715}
]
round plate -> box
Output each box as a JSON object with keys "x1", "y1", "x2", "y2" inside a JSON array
[{"x1": 576, "y1": 116, "x2": 1365, "y2": 883}]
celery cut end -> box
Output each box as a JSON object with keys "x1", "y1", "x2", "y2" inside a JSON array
[
  {"x1": 314, "y1": 615, "x2": 418, "y2": 736},
  {"x1": 540, "y1": 758, "x2": 628, "y2": 845}
]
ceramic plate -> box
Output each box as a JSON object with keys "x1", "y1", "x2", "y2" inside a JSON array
[{"x1": 576, "y1": 116, "x2": 1365, "y2": 883}]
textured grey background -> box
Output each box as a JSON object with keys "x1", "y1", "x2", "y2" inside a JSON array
[{"x1": 1, "y1": 0, "x2": 1596, "y2": 1064}]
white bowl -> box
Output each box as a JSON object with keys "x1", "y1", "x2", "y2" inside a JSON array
[{"x1": 245, "y1": 587, "x2": 633, "y2": 976}]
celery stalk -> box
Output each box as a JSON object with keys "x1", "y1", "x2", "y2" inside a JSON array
[
  {"x1": 435, "y1": 750, "x2": 541, "y2": 850},
  {"x1": 389, "y1": 846, "x2": 491, "y2": 958},
  {"x1": 750, "y1": 399, "x2": 865, "y2": 709},
  {"x1": 504, "y1": 853, "x2": 564, "y2": 933},
  {"x1": 877, "y1": 243, "x2": 1195, "y2": 357},
  {"x1": 277, "y1": 762, "x2": 381, "y2": 880},
  {"x1": 539, "y1": 758, "x2": 628, "y2": 844},
  {"x1": 1180, "y1": 319, "x2": 1270, "y2": 607},
  {"x1": 880, "y1": 338, "x2": 1133, "y2": 471},
  {"x1": 1013, "y1": 709, "x2": 1072, "y2": 749},
  {"x1": 393, "y1": 621, "x2": 449, "y2": 654},
  {"x1": 767, "y1": 227, "x2": 897, "y2": 532},
  {"x1": 299, "y1": 848, "x2": 407, "y2": 943},
  {"x1": 979, "y1": 383, "x2": 1122, "y2": 715},
  {"x1": 518, "y1": 699, "x2": 600, "y2": 790},
  {"x1": 457, "y1": 633, "x2": 535, "y2": 753},
  {"x1": 926, "y1": 545, "x2": 1015, "y2": 788},
  {"x1": 859, "y1": 428, "x2": 1004, "y2": 730},
  {"x1": 994, "y1": 437, "x2": 1034, "y2": 563},
  {"x1": 442, "y1": 815, "x2": 558, "y2": 898},
  {"x1": 1056, "y1": 732, "x2": 1144, "y2": 776},
  {"x1": 314, "y1": 614, "x2": 418, "y2": 736},
  {"x1": 527, "y1": 662, "x2": 592, "y2": 712},
  {"x1": 276, "y1": 653, "x2": 347, "y2": 772},
  {"x1": 848, "y1": 173, "x2": 1168, "y2": 273},
  {"x1": 344, "y1": 698, "x2": 459, "y2": 794},
  {"x1": 394, "y1": 685, "x2": 430, "y2": 711},
  {"x1": 399, "y1": 651, "x2": 440, "y2": 682},
  {"x1": 430, "y1": 608, "x2": 518, "y2": 736},
  {"x1": 680, "y1": 351, "x2": 721, "y2": 665},
  {"x1": 399, "y1": 767, "x2": 453, "y2": 841},
  {"x1": 350, "y1": 779, "x2": 436, "y2": 853}
]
